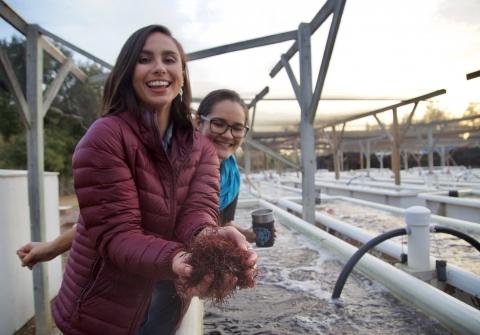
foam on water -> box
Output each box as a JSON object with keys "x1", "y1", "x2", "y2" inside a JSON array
[{"x1": 204, "y1": 204, "x2": 452, "y2": 334}]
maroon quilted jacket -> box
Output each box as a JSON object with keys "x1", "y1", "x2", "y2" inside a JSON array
[{"x1": 52, "y1": 111, "x2": 219, "y2": 334}]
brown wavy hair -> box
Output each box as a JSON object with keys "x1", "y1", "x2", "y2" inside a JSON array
[
  {"x1": 101, "y1": 25, "x2": 192, "y2": 128},
  {"x1": 196, "y1": 89, "x2": 248, "y2": 124}
]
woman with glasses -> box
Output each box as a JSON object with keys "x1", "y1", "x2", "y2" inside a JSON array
[{"x1": 196, "y1": 89, "x2": 257, "y2": 242}]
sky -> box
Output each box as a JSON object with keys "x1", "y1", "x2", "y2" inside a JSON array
[{"x1": 1, "y1": 0, "x2": 479, "y2": 132}]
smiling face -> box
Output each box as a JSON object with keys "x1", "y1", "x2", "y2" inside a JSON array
[
  {"x1": 132, "y1": 32, "x2": 183, "y2": 113},
  {"x1": 199, "y1": 99, "x2": 247, "y2": 161}
]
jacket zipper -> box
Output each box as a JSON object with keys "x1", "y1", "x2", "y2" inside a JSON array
[{"x1": 73, "y1": 255, "x2": 101, "y2": 321}]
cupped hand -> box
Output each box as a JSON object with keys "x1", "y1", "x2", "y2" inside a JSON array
[
  {"x1": 200, "y1": 226, "x2": 257, "y2": 288},
  {"x1": 172, "y1": 249, "x2": 240, "y2": 299}
]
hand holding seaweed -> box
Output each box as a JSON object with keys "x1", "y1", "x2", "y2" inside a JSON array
[{"x1": 177, "y1": 226, "x2": 257, "y2": 304}]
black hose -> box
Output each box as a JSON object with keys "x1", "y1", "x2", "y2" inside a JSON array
[
  {"x1": 331, "y1": 228, "x2": 408, "y2": 300},
  {"x1": 432, "y1": 226, "x2": 480, "y2": 252}
]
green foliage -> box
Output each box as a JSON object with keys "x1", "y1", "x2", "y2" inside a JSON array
[
  {"x1": 462, "y1": 103, "x2": 480, "y2": 127},
  {"x1": 0, "y1": 133, "x2": 27, "y2": 169},
  {"x1": 0, "y1": 91, "x2": 23, "y2": 139},
  {"x1": 0, "y1": 37, "x2": 104, "y2": 193}
]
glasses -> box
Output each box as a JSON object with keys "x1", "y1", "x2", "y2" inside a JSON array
[{"x1": 200, "y1": 115, "x2": 249, "y2": 138}]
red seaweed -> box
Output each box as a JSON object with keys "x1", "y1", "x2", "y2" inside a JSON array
[{"x1": 181, "y1": 228, "x2": 257, "y2": 304}]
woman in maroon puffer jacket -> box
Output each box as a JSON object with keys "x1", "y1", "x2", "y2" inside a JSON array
[{"x1": 52, "y1": 25, "x2": 256, "y2": 335}]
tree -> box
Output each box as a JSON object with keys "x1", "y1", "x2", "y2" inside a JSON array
[
  {"x1": 423, "y1": 101, "x2": 448, "y2": 123},
  {"x1": 462, "y1": 103, "x2": 480, "y2": 127},
  {"x1": 0, "y1": 37, "x2": 104, "y2": 194}
]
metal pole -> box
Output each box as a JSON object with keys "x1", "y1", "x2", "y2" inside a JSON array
[
  {"x1": 427, "y1": 126, "x2": 434, "y2": 173},
  {"x1": 244, "y1": 103, "x2": 256, "y2": 174},
  {"x1": 366, "y1": 140, "x2": 371, "y2": 172},
  {"x1": 244, "y1": 144, "x2": 251, "y2": 174},
  {"x1": 339, "y1": 149, "x2": 344, "y2": 171},
  {"x1": 331, "y1": 126, "x2": 340, "y2": 180},
  {"x1": 298, "y1": 23, "x2": 315, "y2": 224},
  {"x1": 440, "y1": 145, "x2": 446, "y2": 168},
  {"x1": 359, "y1": 147, "x2": 364, "y2": 169},
  {"x1": 26, "y1": 24, "x2": 52, "y2": 334},
  {"x1": 403, "y1": 150, "x2": 409, "y2": 171},
  {"x1": 391, "y1": 108, "x2": 401, "y2": 185}
]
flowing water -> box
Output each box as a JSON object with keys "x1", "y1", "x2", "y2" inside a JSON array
[{"x1": 203, "y1": 205, "x2": 453, "y2": 334}]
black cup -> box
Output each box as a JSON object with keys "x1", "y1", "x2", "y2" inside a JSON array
[
  {"x1": 251, "y1": 208, "x2": 275, "y2": 247},
  {"x1": 448, "y1": 190, "x2": 459, "y2": 197},
  {"x1": 436, "y1": 260, "x2": 447, "y2": 282}
]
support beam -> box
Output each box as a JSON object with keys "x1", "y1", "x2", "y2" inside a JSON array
[
  {"x1": 0, "y1": 3, "x2": 87, "y2": 81},
  {"x1": 280, "y1": 54, "x2": 301, "y2": 104},
  {"x1": 466, "y1": 69, "x2": 480, "y2": 80},
  {"x1": 376, "y1": 152, "x2": 385, "y2": 169},
  {"x1": 244, "y1": 102, "x2": 257, "y2": 174},
  {"x1": 391, "y1": 108, "x2": 401, "y2": 185},
  {"x1": 440, "y1": 146, "x2": 446, "y2": 167},
  {"x1": 402, "y1": 150, "x2": 409, "y2": 170},
  {"x1": 366, "y1": 140, "x2": 371, "y2": 172},
  {"x1": 187, "y1": 30, "x2": 296, "y2": 61},
  {"x1": 373, "y1": 114, "x2": 394, "y2": 142},
  {"x1": 0, "y1": 0, "x2": 27, "y2": 33},
  {"x1": 0, "y1": 43, "x2": 30, "y2": 126},
  {"x1": 243, "y1": 144, "x2": 251, "y2": 174},
  {"x1": 298, "y1": 23, "x2": 316, "y2": 224},
  {"x1": 38, "y1": 37, "x2": 86, "y2": 81},
  {"x1": 331, "y1": 126, "x2": 341, "y2": 180},
  {"x1": 244, "y1": 86, "x2": 269, "y2": 174},
  {"x1": 26, "y1": 24, "x2": 51, "y2": 335},
  {"x1": 339, "y1": 149, "x2": 344, "y2": 171},
  {"x1": 270, "y1": 0, "x2": 338, "y2": 78},
  {"x1": 247, "y1": 86, "x2": 269, "y2": 110},
  {"x1": 308, "y1": 0, "x2": 346, "y2": 123},
  {"x1": 427, "y1": 126, "x2": 434, "y2": 173},
  {"x1": 359, "y1": 147, "x2": 364, "y2": 169},
  {"x1": 400, "y1": 101, "x2": 418, "y2": 139},
  {"x1": 35, "y1": 24, "x2": 113, "y2": 70},
  {"x1": 318, "y1": 89, "x2": 447, "y2": 130},
  {"x1": 245, "y1": 138, "x2": 299, "y2": 170},
  {"x1": 42, "y1": 58, "x2": 74, "y2": 116}
]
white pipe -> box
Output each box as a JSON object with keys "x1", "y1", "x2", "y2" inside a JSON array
[
  {"x1": 277, "y1": 198, "x2": 480, "y2": 298},
  {"x1": 237, "y1": 198, "x2": 260, "y2": 208},
  {"x1": 405, "y1": 206, "x2": 431, "y2": 271},
  {"x1": 277, "y1": 198, "x2": 403, "y2": 259},
  {"x1": 259, "y1": 199, "x2": 480, "y2": 335},
  {"x1": 330, "y1": 195, "x2": 480, "y2": 234}
]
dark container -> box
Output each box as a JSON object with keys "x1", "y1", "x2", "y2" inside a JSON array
[
  {"x1": 448, "y1": 190, "x2": 459, "y2": 197},
  {"x1": 436, "y1": 260, "x2": 447, "y2": 282},
  {"x1": 251, "y1": 208, "x2": 275, "y2": 247}
]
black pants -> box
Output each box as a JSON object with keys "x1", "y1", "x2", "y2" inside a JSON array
[{"x1": 139, "y1": 281, "x2": 181, "y2": 335}]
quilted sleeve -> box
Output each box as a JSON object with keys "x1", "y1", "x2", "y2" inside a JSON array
[
  {"x1": 73, "y1": 117, "x2": 182, "y2": 280},
  {"x1": 174, "y1": 135, "x2": 220, "y2": 243}
]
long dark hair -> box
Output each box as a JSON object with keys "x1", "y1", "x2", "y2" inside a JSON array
[
  {"x1": 196, "y1": 89, "x2": 248, "y2": 124},
  {"x1": 101, "y1": 25, "x2": 192, "y2": 128}
]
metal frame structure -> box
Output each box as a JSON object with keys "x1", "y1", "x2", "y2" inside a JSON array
[
  {"x1": 268, "y1": 0, "x2": 347, "y2": 223},
  {"x1": 316, "y1": 89, "x2": 447, "y2": 184}
]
